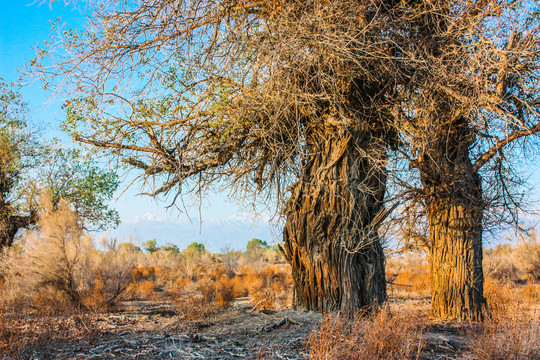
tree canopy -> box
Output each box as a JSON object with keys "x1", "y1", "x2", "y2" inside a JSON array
[{"x1": 0, "y1": 80, "x2": 120, "y2": 247}]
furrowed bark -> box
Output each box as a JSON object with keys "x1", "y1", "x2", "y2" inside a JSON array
[
  {"x1": 428, "y1": 194, "x2": 485, "y2": 320},
  {"x1": 281, "y1": 128, "x2": 387, "y2": 317},
  {"x1": 419, "y1": 118, "x2": 487, "y2": 321}
]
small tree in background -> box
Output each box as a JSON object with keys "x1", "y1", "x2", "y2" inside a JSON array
[
  {"x1": 0, "y1": 80, "x2": 39, "y2": 248},
  {"x1": 161, "y1": 242, "x2": 180, "y2": 254},
  {"x1": 181, "y1": 242, "x2": 208, "y2": 280},
  {"x1": 143, "y1": 239, "x2": 159, "y2": 254},
  {"x1": 186, "y1": 242, "x2": 206, "y2": 254},
  {"x1": 0, "y1": 81, "x2": 120, "y2": 249},
  {"x1": 246, "y1": 238, "x2": 268, "y2": 253},
  {"x1": 120, "y1": 242, "x2": 142, "y2": 253}
]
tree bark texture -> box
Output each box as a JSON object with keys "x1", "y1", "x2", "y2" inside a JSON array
[
  {"x1": 418, "y1": 118, "x2": 486, "y2": 321},
  {"x1": 281, "y1": 129, "x2": 387, "y2": 317}
]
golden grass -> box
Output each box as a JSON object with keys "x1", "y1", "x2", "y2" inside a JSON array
[{"x1": 386, "y1": 265, "x2": 431, "y2": 299}]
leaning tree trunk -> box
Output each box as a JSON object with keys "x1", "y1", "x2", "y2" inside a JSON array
[
  {"x1": 419, "y1": 119, "x2": 487, "y2": 321},
  {"x1": 0, "y1": 213, "x2": 34, "y2": 249},
  {"x1": 0, "y1": 172, "x2": 35, "y2": 248},
  {"x1": 281, "y1": 129, "x2": 387, "y2": 317}
]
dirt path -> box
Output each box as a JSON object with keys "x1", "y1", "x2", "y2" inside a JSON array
[{"x1": 7, "y1": 299, "x2": 322, "y2": 359}]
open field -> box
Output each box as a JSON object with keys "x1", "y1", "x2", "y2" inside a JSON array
[
  {"x1": 1, "y1": 245, "x2": 539, "y2": 360},
  {"x1": 1, "y1": 294, "x2": 538, "y2": 359}
]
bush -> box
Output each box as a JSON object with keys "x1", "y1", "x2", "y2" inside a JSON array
[
  {"x1": 386, "y1": 254, "x2": 430, "y2": 298},
  {"x1": 484, "y1": 244, "x2": 520, "y2": 282},
  {"x1": 514, "y1": 229, "x2": 540, "y2": 282},
  {"x1": 215, "y1": 275, "x2": 235, "y2": 308}
]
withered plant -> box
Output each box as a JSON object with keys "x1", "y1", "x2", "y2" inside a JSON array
[{"x1": 0, "y1": 195, "x2": 131, "y2": 313}]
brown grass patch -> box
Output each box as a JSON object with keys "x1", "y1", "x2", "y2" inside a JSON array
[
  {"x1": 469, "y1": 315, "x2": 540, "y2": 360},
  {"x1": 0, "y1": 311, "x2": 99, "y2": 358},
  {"x1": 175, "y1": 293, "x2": 218, "y2": 320},
  {"x1": 387, "y1": 265, "x2": 431, "y2": 299},
  {"x1": 307, "y1": 307, "x2": 425, "y2": 360}
]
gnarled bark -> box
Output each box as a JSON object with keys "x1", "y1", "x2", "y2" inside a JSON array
[{"x1": 281, "y1": 129, "x2": 387, "y2": 317}]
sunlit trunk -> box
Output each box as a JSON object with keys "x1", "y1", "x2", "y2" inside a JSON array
[
  {"x1": 419, "y1": 119, "x2": 487, "y2": 321},
  {"x1": 428, "y1": 194, "x2": 486, "y2": 321}
]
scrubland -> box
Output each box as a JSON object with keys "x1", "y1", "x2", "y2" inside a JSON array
[{"x1": 0, "y1": 201, "x2": 539, "y2": 359}]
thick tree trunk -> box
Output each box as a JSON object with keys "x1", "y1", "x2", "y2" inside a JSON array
[
  {"x1": 427, "y1": 193, "x2": 486, "y2": 321},
  {"x1": 281, "y1": 130, "x2": 387, "y2": 317},
  {"x1": 419, "y1": 119, "x2": 487, "y2": 321}
]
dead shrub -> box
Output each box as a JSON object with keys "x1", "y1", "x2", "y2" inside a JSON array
[
  {"x1": 484, "y1": 244, "x2": 520, "y2": 282},
  {"x1": 0, "y1": 195, "x2": 131, "y2": 314},
  {"x1": 192, "y1": 275, "x2": 236, "y2": 309},
  {"x1": 31, "y1": 288, "x2": 74, "y2": 315},
  {"x1": 125, "y1": 279, "x2": 159, "y2": 300},
  {"x1": 244, "y1": 264, "x2": 292, "y2": 310},
  {"x1": 388, "y1": 267, "x2": 430, "y2": 298},
  {"x1": 215, "y1": 275, "x2": 235, "y2": 308},
  {"x1": 483, "y1": 278, "x2": 520, "y2": 322},
  {"x1": 513, "y1": 229, "x2": 540, "y2": 282},
  {"x1": 0, "y1": 310, "x2": 99, "y2": 358},
  {"x1": 386, "y1": 254, "x2": 430, "y2": 299},
  {"x1": 521, "y1": 283, "x2": 540, "y2": 304},
  {"x1": 231, "y1": 276, "x2": 249, "y2": 298},
  {"x1": 197, "y1": 277, "x2": 216, "y2": 303},
  {"x1": 175, "y1": 293, "x2": 217, "y2": 320},
  {"x1": 167, "y1": 276, "x2": 192, "y2": 297},
  {"x1": 307, "y1": 308, "x2": 425, "y2": 360}
]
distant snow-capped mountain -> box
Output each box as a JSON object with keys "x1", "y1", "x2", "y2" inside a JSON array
[{"x1": 106, "y1": 212, "x2": 280, "y2": 252}]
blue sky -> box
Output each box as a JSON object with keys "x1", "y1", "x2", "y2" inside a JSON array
[
  {"x1": 1, "y1": 1, "x2": 540, "y2": 251},
  {"x1": 0, "y1": 0, "x2": 276, "y2": 251}
]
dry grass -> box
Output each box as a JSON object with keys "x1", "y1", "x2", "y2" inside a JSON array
[
  {"x1": 483, "y1": 278, "x2": 519, "y2": 323},
  {"x1": 125, "y1": 279, "x2": 159, "y2": 300},
  {"x1": 241, "y1": 264, "x2": 293, "y2": 310},
  {"x1": 169, "y1": 263, "x2": 292, "y2": 313},
  {"x1": 469, "y1": 320, "x2": 540, "y2": 360},
  {"x1": 175, "y1": 293, "x2": 219, "y2": 320},
  {"x1": 307, "y1": 307, "x2": 425, "y2": 360},
  {"x1": 469, "y1": 310, "x2": 540, "y2": 360},
  {"x1": 214, "y1": 275, "x2": 236, "y2": 308},
  {"x1": 484, "y1": 232, "x2": 540, "y2": 283},
  {"x1": 468, "y1": 274, "x2": 540, "y2": 360},
  {"x1": 0, "y1": 311, "x2": 99, "y2": 358},
  {"x1": 1, "y1": 236, "x2": 539, "y2": 360}
]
